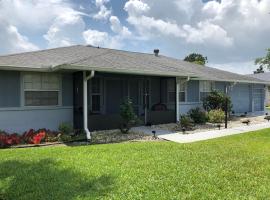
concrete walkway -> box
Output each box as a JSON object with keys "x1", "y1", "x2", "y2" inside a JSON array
[{"x1": 132, "y1": 122, "x2": 270, "y2": 143}]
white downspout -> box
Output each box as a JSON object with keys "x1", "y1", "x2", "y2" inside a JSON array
[
  {"x1": 83, "y1": 70, "x2": 95, "y2": 140},
  {"x1": 176, "y1": 77, "x2": 180, "y2": 122}
]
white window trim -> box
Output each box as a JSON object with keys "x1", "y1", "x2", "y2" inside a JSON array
[{"x1": 20, "y1": 72, "x2": 62, "y2": 107}]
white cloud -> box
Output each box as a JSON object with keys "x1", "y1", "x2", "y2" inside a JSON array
[
  {"x1": 0, "y1": 0, "x2": 89, "y2": 51},
  {"x1": 83, "y1": 29, "x2": 110, "y2": 47},
  {"x1": 209, "y1": 61, "x2": 259, "y2": 75},
  {"x1": 0, "y1": 19, "x2": 39, "y2": 54},
  {"x1": 123, "y1": 0, "x2": 270, "y2": 67},
  {"x1": 93, "y1": 0, "x2": 111, "y2": 20},
  {"x1": 44, "y1": 10, "x2": 86, "y2": 47},
  {"x1": 110, "y1": 16, "x2": 132, "y2": 38},
  {"x1": 0, "y1": 0, "x2": 79, "y2": 33},
  {"x1": 124, "y1": 0, "x2": 150, "y2": 16},
  {"x1": 183, "y1": 21, "x2": 233, "y2": 47}
]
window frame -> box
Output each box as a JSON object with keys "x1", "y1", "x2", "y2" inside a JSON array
[
  {"x1": 90, "y1": 77, "x2": 103, "y2": 114},
  {"x1": 21, "y1": 72, "x2": 62, "y2": 107},
  {"x1": 199, "y1": 80, "x2": 215, "y2": 102},
  {"x1": 167, "y1": 79, "x2": 176, "y2": 104},
  {"x1": 179, "y1": 79, "x2": 187, "y2": 103}
]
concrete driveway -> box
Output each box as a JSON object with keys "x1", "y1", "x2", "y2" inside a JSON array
[{"x1": 132, "y1": 122, "x2": 270, "y2": 143}]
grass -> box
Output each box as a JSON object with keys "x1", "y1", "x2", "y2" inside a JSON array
[{"x1": 0, "y1": 129, "x2": 270, "y2": 200}]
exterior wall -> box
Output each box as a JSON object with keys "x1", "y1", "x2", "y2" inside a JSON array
[
  {"x1": 187, "y1": 80, "x2": 199, "y2": 102},
  {"x1": 0, "y1": 70, "x2": 74, "y2": 133},
  {"x1": 0, "y1": 107, "x2": 73, "y2": 133},
  {"x1": 178, "y1": 80, "x2": 265, "y2": 116},
  {"x1": 229, "y1": 83, "x2": 265, "y2": 114},
  {"x1": 179, "y1": 102, "x2": 203, "y2": 115},
  {"x1": 229, "y1": 83, "x2": 251, "y2": 113},
  {"x1": 179, "y1": 80, "x2": 201, "y2": 115}
]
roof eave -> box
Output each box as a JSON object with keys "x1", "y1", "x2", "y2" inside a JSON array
[
  {"x1": 57, "y1": 64, "x2": 197, "y2": 78},
  {"x1": 191, "y1": 77, "x2": 269, "y2": 85}
]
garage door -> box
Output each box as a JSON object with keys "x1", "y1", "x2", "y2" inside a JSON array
[
  {"x1": 253, "y1": 87, "x2": 264, "y2": 111},
  {"x1": 230, "y1": 84, "x2": 251, "y2": 113}
]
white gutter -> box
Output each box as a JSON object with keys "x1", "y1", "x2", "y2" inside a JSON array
[{"x1": 83, "y1": 70, "x2": 95, "y2": 140}]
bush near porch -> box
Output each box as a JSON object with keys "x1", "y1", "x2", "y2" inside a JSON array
[
  {"x1": 0, "y1": 129, "x2": 269, "y2": 199},
  {"x1": 179, "y1": 91, "x2": 231, "y2": 130}
]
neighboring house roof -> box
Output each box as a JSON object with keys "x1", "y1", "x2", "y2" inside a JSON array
[
  {"x1": 0, "y1": 45, "x2": 267, "y2": 84},
  {"x1": 247, "y1": 72, "x2": 270, "y2": 82}
]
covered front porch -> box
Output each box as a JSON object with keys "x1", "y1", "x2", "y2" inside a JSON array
[{"x1": 73, "y1": 71, "x2": 182, "y2": 132}]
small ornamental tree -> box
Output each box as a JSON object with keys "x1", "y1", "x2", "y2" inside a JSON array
[
  {"x1": 120, "y1": 98, "x2": 139, "y2": 134},
  {"x1": 203, "y1": 90, "x2": 232, "y2": 112}
]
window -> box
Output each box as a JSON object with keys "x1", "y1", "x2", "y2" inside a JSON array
[
  {"x1": 167, "y1": 79, "x2": 176, "y2": 103},
  {"x1": 24, "y1": 73, "x2": 60, "y2": 106},
  {"x1": 179, "y1": 80, "x2": 186, "y2": 102},
  {"x1": 200, "y1": 81, "x2": 214, "y2": 101},
  {"x1": 91, "y1": 78, "x2": 102, "y2": 113}
]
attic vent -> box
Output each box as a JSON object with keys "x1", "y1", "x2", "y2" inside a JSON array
[{"x1": 154, "y1": 49, "x2": 159, "y2": 56}]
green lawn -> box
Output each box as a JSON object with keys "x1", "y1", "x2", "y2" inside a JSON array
[{"x1": 0, "y1": 129, "x2": 270, "y2": 200}]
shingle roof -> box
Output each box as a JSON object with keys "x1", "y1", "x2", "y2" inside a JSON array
[
  {"x1": 247, "y1": 72, "x2": 270, "y2": 82},
  {"x1": 0, "y1": 45, "x2": 267, "y2": 84}
]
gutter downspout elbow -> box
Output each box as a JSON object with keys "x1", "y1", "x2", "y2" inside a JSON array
[{"x1": 83, "y1": 70, "x2": 95, "y2": 141}]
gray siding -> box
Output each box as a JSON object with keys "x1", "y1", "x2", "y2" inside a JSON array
[
  {"x1": 230, "y1": 83, "x2": 251, "y2": 113},
  {"x1": 0, "y1": 107, "x2": 73, "y2": 133},
  {"x1": 187, "y1": 80, "x2": 199, "y2": 102},
  {"x1": 215, "y1": 82, "x2": 227, "y2": 93},
  {"x1": 252, "y1": 84, "x2": 265, "y2": 112},
  {"x1": 0, "y1": 70, "x2": 20, "y2": 107},
  {"x1": 0, "y1": 71, "x2": 74, "y2": 133}
]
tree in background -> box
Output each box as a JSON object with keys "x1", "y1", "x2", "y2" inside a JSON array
[
  {"x1": 254, "y1": 48, "x2": 270, "y2": 73},
  {"x1": 253, "y1": 66, "x2": 264, "y2": 74},
  {"x1": 184, "y1": 53, "x2": 208, "y2": 65}
]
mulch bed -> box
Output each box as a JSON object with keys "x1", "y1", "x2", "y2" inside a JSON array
[{"x1": 5, "y1": 131, "x2": 163, "y2": 149}]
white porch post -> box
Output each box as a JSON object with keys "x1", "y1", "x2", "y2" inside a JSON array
[
  {"x1": 176, "y1": 77, "x2": 180, "y2": 122},
  {"x1": 83, "y1": 70, "x2": 95, "y2": 140}
]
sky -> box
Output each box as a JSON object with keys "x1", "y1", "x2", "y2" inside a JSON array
[{"x1": 0, "y1": 0, "x2": 270, "y2": 74}]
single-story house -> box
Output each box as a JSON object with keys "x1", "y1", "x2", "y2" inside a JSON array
[
  {"x1": 247, "y1": 72, "x2": 270, "y2": 106},
  {"x1": 0, "y1": 45, "x2": 267, "y2": 139}
]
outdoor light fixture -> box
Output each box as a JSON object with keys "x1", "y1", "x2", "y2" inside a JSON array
[
  {"x1": 182, "y1": 127, "x2": 186, "y2": 134},
  {"x1": 152, "y1": 130, "x2": 156, "y2": 138}
]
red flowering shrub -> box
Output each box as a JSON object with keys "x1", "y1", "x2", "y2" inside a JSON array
[
  {"x1": 31, "y1": 130, "x2": 46, "y2": 144},
  {"x1": 0, "y1": 132, "x2": 21, "y2": 148},
  {"x1": 0, "y1": 129, "x2": 54, "y2": 148},
  {"x1": 21, "y1": 129, "x2": 35, "y2": 143}
]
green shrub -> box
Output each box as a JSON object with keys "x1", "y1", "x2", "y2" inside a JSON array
[
  {"x1": 120, "y1": 98, "x2": 139, "y2": 134},
  {"x1": 203, "y1": 90, "x2": 232, "y2": 112},
  {"x1": 58, "y1": 123, "x2": 73, "y2": 135},
  {"x1": 188, "y1": 107, "x2": 208, "y2": 124},
  {"x1": 208, "y1": 109, "x2": 225, "y2": 124},
  {"x1": 180, "y1": 115, "x2": 193, "y2": 130}
]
